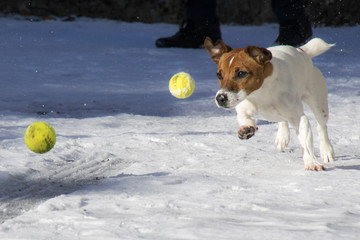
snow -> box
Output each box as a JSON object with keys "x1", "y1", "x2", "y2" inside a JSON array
[{"x1": 0, "y1": 16, "x2": 360, "y2": 239}]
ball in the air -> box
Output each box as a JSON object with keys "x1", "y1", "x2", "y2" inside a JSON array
[
  {"x1": 169, "y1": 72, "x2": 195, "y2": 99},
  {"x1": 24, "y1": 122, "x2": 56, "y2": 154}
]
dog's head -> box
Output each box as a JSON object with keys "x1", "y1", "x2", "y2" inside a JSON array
[{"x1": 204, "y1": 37, "x2": 273, "y2": 108}]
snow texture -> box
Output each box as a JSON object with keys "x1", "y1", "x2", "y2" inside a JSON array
[{"x1": 0, "y1": 16, "x2": 360, "y2": 239}]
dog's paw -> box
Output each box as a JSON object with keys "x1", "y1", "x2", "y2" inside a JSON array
[
  {"x1": 275, "y1": 124, "x2": 290, "y2": 152},
  {"x1": 305, "y1": 164, "x2": 326, "y2": 171},
  {"x1": 320, "y1": 144, "x2": 335, "y2": 163},
  {"x1": 238, "y1": 126, "x2": 257, "y2": 140},
  {"x1": 275, "y1": 138, "x2": 289, "y2": 152}
]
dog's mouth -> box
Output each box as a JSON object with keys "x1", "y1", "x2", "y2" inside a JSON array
[{"x1": 215, "y1": 89, "x2": 247, "y2": 108}]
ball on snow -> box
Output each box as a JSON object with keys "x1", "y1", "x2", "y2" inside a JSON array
[
  {"x1": 24, "y1": 122, "x2": 56, "y2": 154},
  {"x1": 169, "y1": 72, "x2": 195, "y2": 99}
]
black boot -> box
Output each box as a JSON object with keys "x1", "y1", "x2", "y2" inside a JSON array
[
  {"x1": 155, "y1": 20, "x2": 221, "y2": 48},
  {"x1": 275, "y1": 18, "x2": 312, "y2": 46}
]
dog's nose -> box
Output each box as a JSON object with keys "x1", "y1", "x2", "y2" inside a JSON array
[{"x1": 216, "y1": 93, "x2": 228, "y2": 106}]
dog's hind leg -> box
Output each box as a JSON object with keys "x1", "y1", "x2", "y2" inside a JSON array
[
  {"x1": 291, "y1": 115, "x2": 325, "y2": 171},
  {"x1": 303, "y1": 67, "x2": 335, "y2": 163},
  {"x1": 275, "y1": 121, "x2": 290, "y2": 152}
]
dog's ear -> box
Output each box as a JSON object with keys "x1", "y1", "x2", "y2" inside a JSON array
[
  {"x1": 245, "y1": 46, "x2": 272, "y2": 65},
  {"x1": 204, "y1": 37, "x2": 232, "y2": 65}
]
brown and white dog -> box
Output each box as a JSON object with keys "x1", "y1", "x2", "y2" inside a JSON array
[{"x1": 204, "y1": 37, "x2": 335, "y2": 171}]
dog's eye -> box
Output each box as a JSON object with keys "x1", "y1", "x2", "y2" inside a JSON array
[
  {"x1": 236, "y1": 70, "x2": 248, "y2": 79},
  {"x1": 217, "y1": 70, "x2": 223, "y2": 80}
]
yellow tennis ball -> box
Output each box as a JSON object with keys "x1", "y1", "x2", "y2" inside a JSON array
[
  {"x1": 24, "y1": 122, "x2": 56, "y2": 154},
  {"x1": 169, "y1": 72, "x2": 195, "y2": 99}
]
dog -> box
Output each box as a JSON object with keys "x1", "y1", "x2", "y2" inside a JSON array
[{"x1": 204, "y1": 37, "x2": 335, "y2": 171}]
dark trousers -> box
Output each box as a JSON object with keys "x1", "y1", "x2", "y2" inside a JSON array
[
  {"x1": 185, "y1": 0, "x2": 217, "y2": 24},
  {"x1": 185, "y1": 0, "x2": 306, "y2": 24},
  {"x1": 271, "y1": 0, "x2": 306, "y2": 23}
]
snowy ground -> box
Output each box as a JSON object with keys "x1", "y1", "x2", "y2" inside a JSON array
[{"x1": 0, "y1": 16, "x2": 359, "y2": 239}]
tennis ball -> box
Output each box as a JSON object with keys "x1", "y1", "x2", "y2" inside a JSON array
[
  {"x1": 169, "y1": 72, "x2": 195, "y2": 99},
  {"x1": 24, "y1": 122, "x2": 56, "y2": 154}
]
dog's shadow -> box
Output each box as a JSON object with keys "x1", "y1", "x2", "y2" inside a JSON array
[
  {"x1": 335, "y1": 165, "x2": 360, "y2": 170},
  {"x1": 329, "y1": 154, "x2": 360, "y2": 171},
  {"x1": 257, "y1": 119, "x2": 275, "y2": 126}
]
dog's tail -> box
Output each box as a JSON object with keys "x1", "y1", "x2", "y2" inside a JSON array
[{"x1": 299, "y1": 38, "x2": 335, "y2": 58}]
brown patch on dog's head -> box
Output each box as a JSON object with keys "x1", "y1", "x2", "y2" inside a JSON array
[{"x1": 204, "y1": 38, "x2": 273, "y2": 96}]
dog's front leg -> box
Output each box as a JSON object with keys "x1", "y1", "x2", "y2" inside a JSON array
[
  {"x1": 275, "y1": 121, "x2": 290, "y2": 152},
  {"x1": 236, "y1": 100, "x2": 258, "y2": 140}
]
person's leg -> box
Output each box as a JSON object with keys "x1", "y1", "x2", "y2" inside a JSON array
[
  {"x1": 155, "y1": 0, "x2": 221, "y2": 48},
  {"x1": 185, "y1": 0, "x2": 217, "y2": 24},
  {"x1": 272, "y1": 0, "x2": 306, "y2": 23},
  {"x1": 272, "y1": 0, "x2": 312, "y2": 46}
]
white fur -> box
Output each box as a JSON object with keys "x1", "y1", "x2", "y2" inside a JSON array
[
  {"x1": 216, "y1": 89, "x2": 247, "y2": 108},
  {"x1": 299, "y1": 38, "x2": 335, "y2": 58},
  {"x1": 229, "y1": 56, "x2": 235, "y2": 67},
  {"x1": 235, "y1": 38, "x2": 335, "y2": 170}
]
